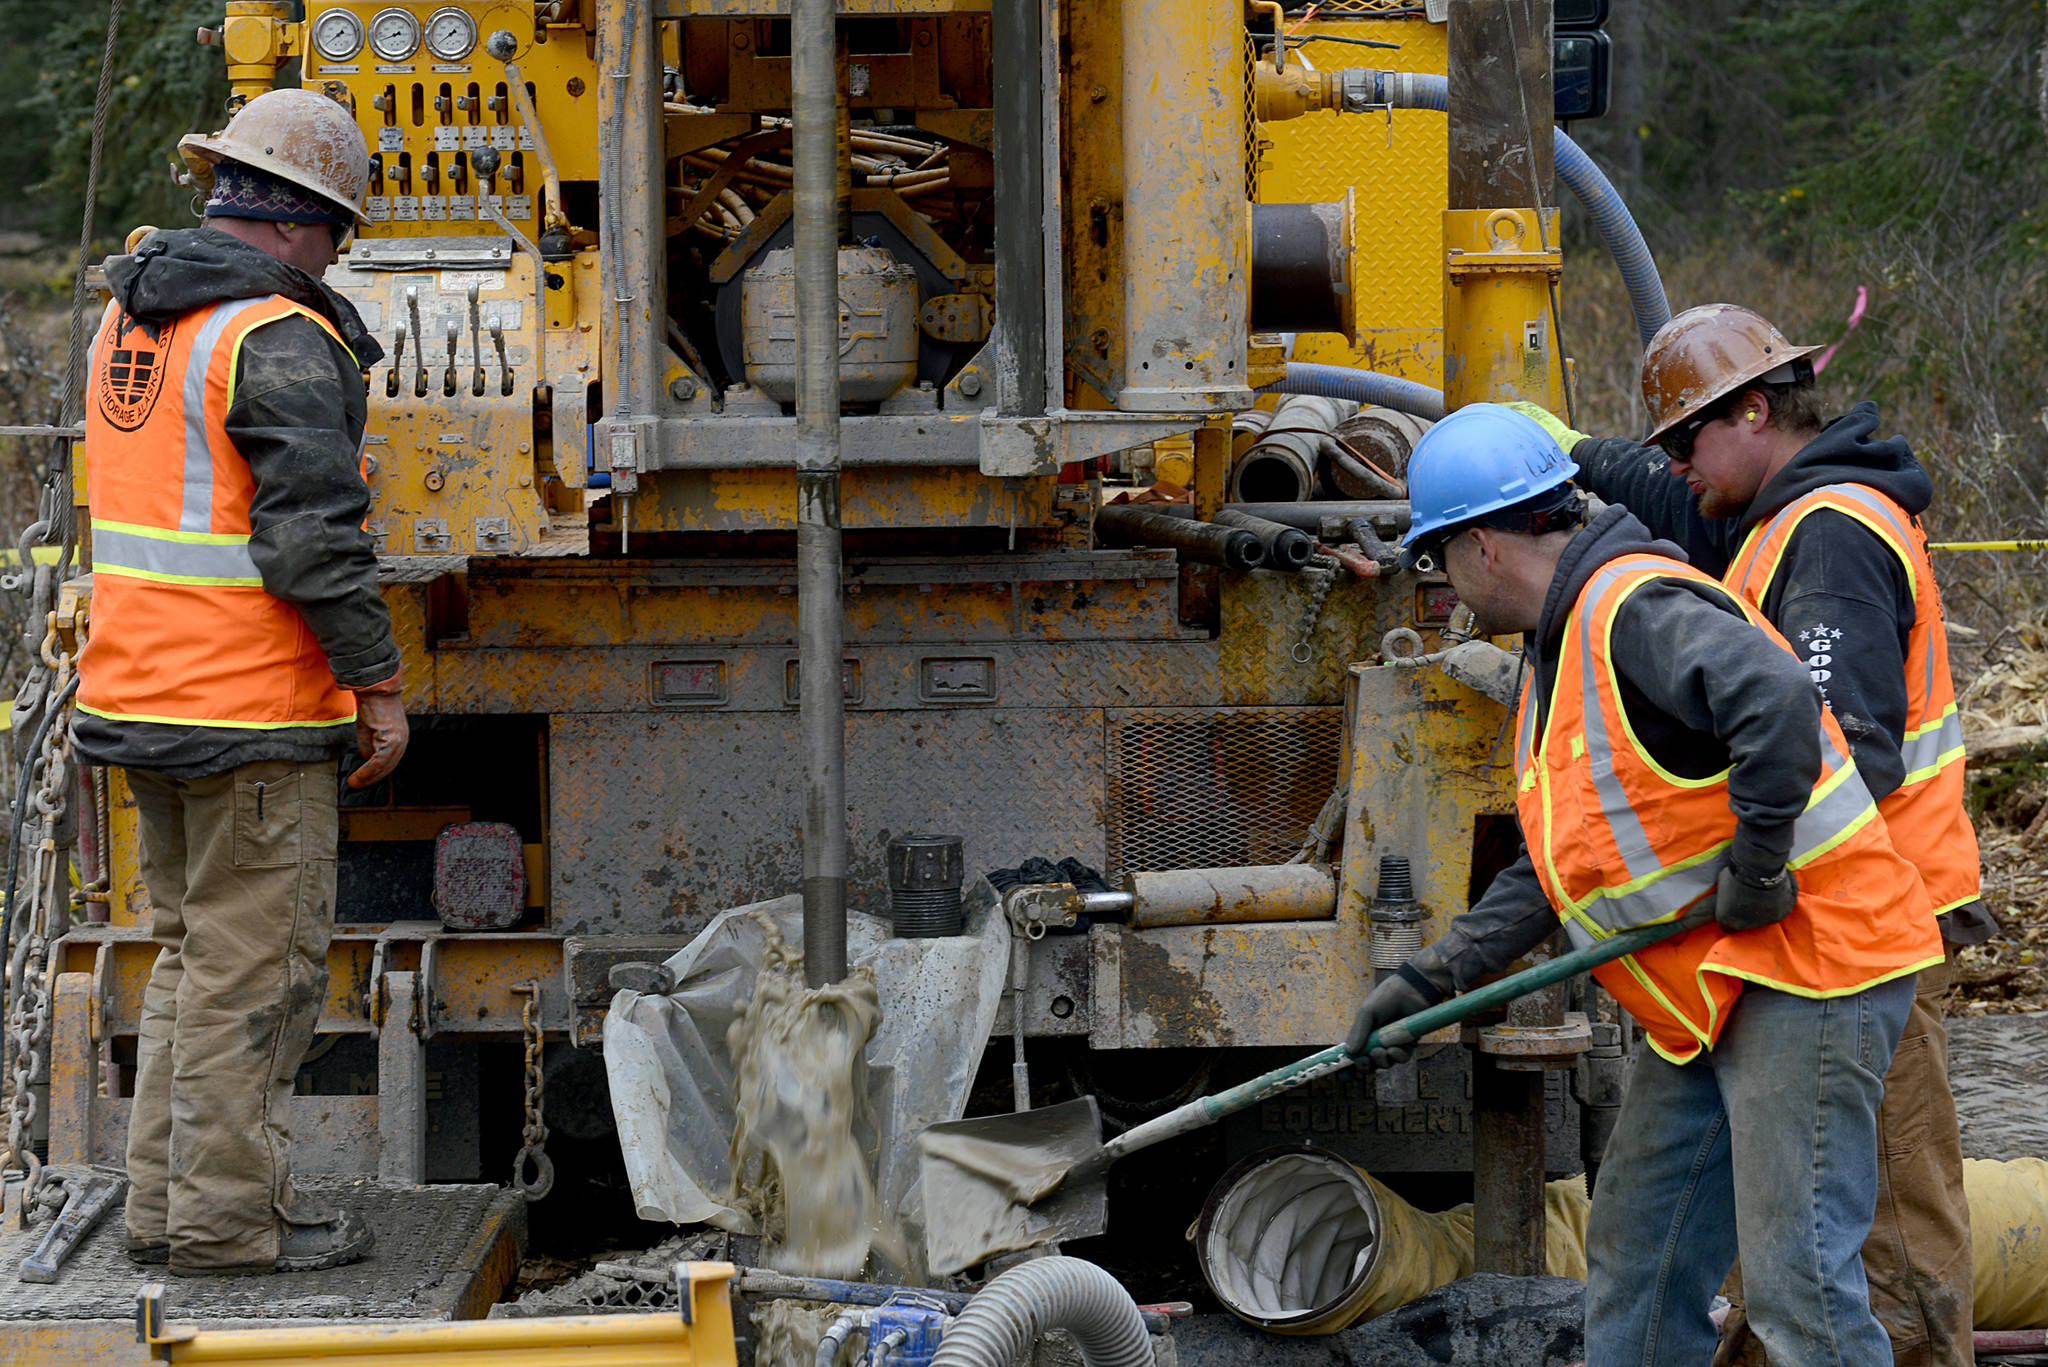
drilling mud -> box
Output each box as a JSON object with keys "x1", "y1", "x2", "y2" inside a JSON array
[
  {"x1": 752, "y1": 1297, "x2": 863, "y2": 1367},
  {"x1": 727, "y1": 915, "x2": 906, "y2": 1277}
]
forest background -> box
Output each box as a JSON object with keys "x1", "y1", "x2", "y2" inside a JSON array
[{"x1": 4, "y1": 0, "x2": 2048, "y2": 1002}]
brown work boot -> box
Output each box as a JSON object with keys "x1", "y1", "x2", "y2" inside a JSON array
[
  {"x1": 167, "y1": 1209, "x2": 376, "y2": 1277},
  {"x1": 125, "y1": 1242, "x2": 169, "y2": 1265}
]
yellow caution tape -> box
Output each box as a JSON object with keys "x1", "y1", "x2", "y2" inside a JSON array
[{"x1": 1929, "y1": 540, "x2": 2048, "y2": 552}]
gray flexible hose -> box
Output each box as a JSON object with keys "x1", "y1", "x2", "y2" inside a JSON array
[
  {"x1": 1268, "y1": 363, "x2": 1446, "y2": 421},
  {"x1": 1363, "y1": 70, "x2": 1671, "y2": 348},
  {"x1": 930, "y1": 1257, "x2": 1152, "y2": 1367}
]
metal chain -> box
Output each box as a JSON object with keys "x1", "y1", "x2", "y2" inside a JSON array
[
  {"x1": 3, "y1": 615, "x2": 77, "y2": 1212},
  {"x1": 510, "y1": 980, "x2": 554, "y2": 1201},
  {"x1": 1288, "y1": 553, "x2": 1341, "y2": 664}
]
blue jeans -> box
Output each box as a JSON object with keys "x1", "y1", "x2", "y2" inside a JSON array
[{"x1": 1583, "y1": 975, "x2": 1915, "y2": 1367}]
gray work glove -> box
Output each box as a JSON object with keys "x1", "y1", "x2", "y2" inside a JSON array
[
  {"x1": 1344, "y1": 960, "x2": 1452, "y2": 1067},
  {"x1": 1714, "y1": 861, "x2": 1797, "y2": 933}
]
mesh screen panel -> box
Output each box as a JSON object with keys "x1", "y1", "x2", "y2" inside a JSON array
[{"x1": 1106, "y1": 707, "x2": 1345, "y2": 874}]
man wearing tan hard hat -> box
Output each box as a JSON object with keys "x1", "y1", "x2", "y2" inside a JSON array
[
  {"x1": 79, "y1": 86, "x2": 407, "y2": 1276},
  {"x1": 1514, "y1": 304, "x2": 1979, "y2": 1367}
]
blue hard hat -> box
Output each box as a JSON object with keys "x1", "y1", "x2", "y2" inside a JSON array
[{"x1": 1400, "y1": 402, "x2": 1580, "y2": 569}]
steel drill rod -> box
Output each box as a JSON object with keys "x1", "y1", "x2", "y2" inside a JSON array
[
  {"x1": 793, "y1": 0, "x2": 847, "y2": 986},
  {"x1": 1221, "y1": 500, "x2": 1412, "y2": 532},
  {"x1": 1212, "y1": 509, "x2": 1316, "y2": 572},
  {"x1": 1094, "y1": 503, "x2": 1266, "y2": 570}
]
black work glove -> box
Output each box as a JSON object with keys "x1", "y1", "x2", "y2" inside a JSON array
[
  {"x1": 1344, "y1": 963, "x2": 1450, "y2": 1068},
  {"x1": 1713, "y1": 861, "x2": 1797, "y2": 933}
]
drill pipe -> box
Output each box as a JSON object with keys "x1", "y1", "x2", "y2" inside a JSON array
[
  {"x1": 1212, "y1": 509, "x2": 1315, "y2": 572},
  {"x1": 1095, "y1": 503, "x2": 1266, "y2": 570}
]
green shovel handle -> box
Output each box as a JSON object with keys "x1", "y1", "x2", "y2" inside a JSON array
[{"x1": 1101, "y1": 907, "x2": 1711, "y2": 1163}]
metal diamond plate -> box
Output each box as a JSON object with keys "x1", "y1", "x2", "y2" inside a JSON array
[
  {"x1": 1105, "y1": 707, "x2": 1344, "y2": 875},
  {"x1": 0, "y1": 1180, "x2": 521, "y2": 1324},
  {"x1": 551, "y1": 709, "x2": 1107, "y2": 935},
  {"x1": 1257, "y1": 16, "x2": 1448, "y2": 383}
]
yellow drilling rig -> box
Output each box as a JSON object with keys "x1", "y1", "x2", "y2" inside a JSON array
[{"x1": 0, "y1": 0, "x2": 1664, "y2": 1360}]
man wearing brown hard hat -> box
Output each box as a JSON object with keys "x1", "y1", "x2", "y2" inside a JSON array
[
  {"x1": 80, "y1": 87, "x2": 407, "y2": 1275},
  {"x1": 1514, "y1": 305, "x2": 1979, "y2": 1367}
]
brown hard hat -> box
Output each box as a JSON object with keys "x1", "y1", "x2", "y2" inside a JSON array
[
  {"x1": 1640, "y1": 304, "x2": 1825, "y2": 443},
  {"x1": 178, "y1": 88, "x2": 372, "y2": 227}
]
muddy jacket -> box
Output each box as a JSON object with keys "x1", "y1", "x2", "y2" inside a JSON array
[
  {"x1": 1574, "y1": 404, "x2": 1992, "y2": 940},
  {"x1": 1421, "y1": 506, "x2": 1830, "y2": 992},
  {"x1": 74, "y1": 227, "x2": 396, "y2": 778}
]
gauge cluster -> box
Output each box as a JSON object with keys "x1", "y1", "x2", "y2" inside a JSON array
[{"x1": 313, "y1": 7, "x2": 479, "y2": 67}]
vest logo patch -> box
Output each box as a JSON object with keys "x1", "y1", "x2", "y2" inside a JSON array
[{"x1": 95, "y1": 314, "x2": 176, "y2": 432}]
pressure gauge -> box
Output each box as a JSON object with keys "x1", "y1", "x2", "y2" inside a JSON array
[
  {"x1": 310, "y1": 10, "x2": 365, "y2": 62},
  {"x1": 367, "y1": 8, "x2": 421, "y2": 62},
  {"x1": 424, "y1": 8, "x2": 478, "y2": 62}
]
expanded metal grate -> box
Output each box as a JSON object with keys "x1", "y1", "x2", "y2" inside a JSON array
[
  {"x1": 1106, "y1": 707, "x2": 1345, "y2": 875},
  {"x1": 0, "y1": 1180, "x2": 518, "y2": 1323}
]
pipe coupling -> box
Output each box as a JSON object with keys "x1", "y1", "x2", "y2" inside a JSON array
[{"x1": 887, "y1": 833, "x2": 966, "y2": 938}]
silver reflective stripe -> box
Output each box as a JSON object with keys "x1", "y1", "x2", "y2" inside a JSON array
[
  {"x1": 1785, "y1": 756, "x2": 1876, "y2": 867},
  {"x1": 1574, "y1": 561, "x2": 1660, "y2": 881},
  {"x1": 1515, "y1": 684, "x2": 1539, "y2": 774},
  {"x1": 92, "y1": 526, "x2": 259, "y2": 583},
  {"x1": 1581, "y1": 855, "x2": 1722, "y2": 932},
  {"x1": 1900, "y1": 708, "x2": 1965, "y2": 782},
  {"x1": 179, "y1": 297, "x2": 269, "y2": 534},
  {"x1": 1561, "y1": 919, "x2": 1597, "y2": 954}
]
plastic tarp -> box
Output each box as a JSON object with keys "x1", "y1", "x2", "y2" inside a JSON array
[{"x1": 603, "y1": 885, "x2": 1012, "y2": 1278}]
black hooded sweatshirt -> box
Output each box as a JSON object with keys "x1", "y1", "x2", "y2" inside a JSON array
[
  {"x1": 1418, "y1": 506, "x2": 1832, "y2": 993},
  {"x1": 73, "y1": 226, "x2": 399, "y2": 779},
  {"x1": 1573, "y1": 403, "x2": 1992, "y2": 941}
]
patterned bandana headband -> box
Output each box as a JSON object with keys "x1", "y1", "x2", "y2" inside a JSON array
[{"x1": 203, "y1": 159, "x2": 352, "y2": 227}]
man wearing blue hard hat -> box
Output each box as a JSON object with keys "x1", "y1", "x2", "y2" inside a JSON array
[
  {"x1": 1510, "y1": 304, "x2": 1979, "y2": 1367},
  {"x1": 1348, "y1": 403, "x2": 1942, "y2": 1367}
]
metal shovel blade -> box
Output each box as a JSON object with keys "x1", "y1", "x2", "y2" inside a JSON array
[{"x1": 916, "y1": 1095, "x2": 1108, "y2": 1275}]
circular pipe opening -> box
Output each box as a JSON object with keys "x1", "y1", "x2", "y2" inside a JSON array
[
  {"x1": 1196, "y1": 1146, "x2": 1383, "y2": 1332},
  {"x1": 1232, "y1": 453, "x2": 1313, "y2": 504}
]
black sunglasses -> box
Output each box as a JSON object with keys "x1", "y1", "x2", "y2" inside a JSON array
[{"x1": 1657, "y1": 400, "x2": 1731, "y2": 462}]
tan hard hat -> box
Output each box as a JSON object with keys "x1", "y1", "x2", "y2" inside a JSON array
[
  {"x1": 1640, "y1": 304, "x2": 1825, "y2": 443},
  {"x1": 178, "y1": 88, "x2": 371, "y2": 227}
]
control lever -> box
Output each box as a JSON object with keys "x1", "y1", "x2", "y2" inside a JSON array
[
  {"x1": 467, "y1": 284, "x2": 485, "y2": 396},
  {"x1": 405, "y1": 287, "x2": 427, "y2": 396},
  {"x1": 442, "y1": 319, "x2": 460, "y2": 397},
  {"x1": 386, "y1": 321, "x2": 406, "y2": 398},
  {"x1": 489, "y1": 316, "x2": 512, "y2": 395}
]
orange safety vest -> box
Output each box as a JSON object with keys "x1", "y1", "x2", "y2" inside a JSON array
[
  {"x1": 1725, "y1": 484, "x2": 1980, "y2": 916},
  {"x1": 1515, "y1": 552, "x2": 1943, "y2": 1064},
  {"x1": 79, "y1": 295, "x2": 359, "y2": 732}
]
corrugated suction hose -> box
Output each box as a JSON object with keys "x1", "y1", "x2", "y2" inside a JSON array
[{"x1": 930, "y1": 1256, "x2": 1153, "y2": 1367}]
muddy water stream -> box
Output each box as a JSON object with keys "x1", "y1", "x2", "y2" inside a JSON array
[{"x1": 727, "y1": 915, "x2": 908, "y2": 1280}]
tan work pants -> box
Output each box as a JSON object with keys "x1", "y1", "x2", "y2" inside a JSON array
[
  {"x1": 1716, "y1": 959, "x2": 1975, "y2": 1367},
  {"x1": 122, "y1": 759, "x2": 338, "y2": 1270}
]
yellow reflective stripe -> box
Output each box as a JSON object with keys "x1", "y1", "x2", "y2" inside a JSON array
[
  {"x1": 1700, "y1": 955, "x2": 1942, "y2": 1003},
  {"x1": 92, "y1": 518, "x2": 251, "y2": 545},
  {"x1": 76, "y1": 701, "x2": 355, "y2": 730}
]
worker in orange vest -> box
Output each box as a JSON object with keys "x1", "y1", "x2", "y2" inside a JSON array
[
  {"x1": 1511, "y1": 305, "x2": 1977, "y2": 1367},
  {"x1": 79, "y1": 88, "x2": 407, "y2": 1275},
  {"x1": 1349, "y1": 404, "x2": 1943, "y2": 1366}
]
